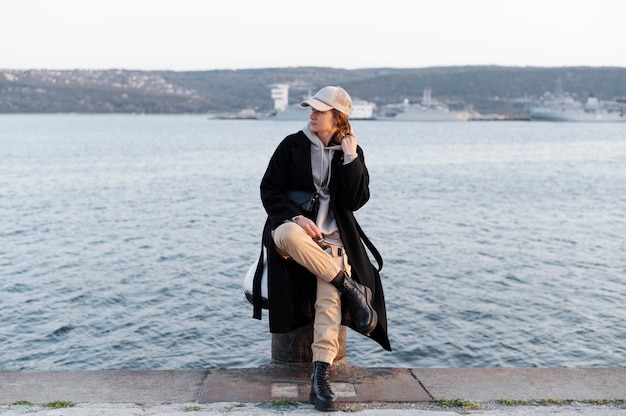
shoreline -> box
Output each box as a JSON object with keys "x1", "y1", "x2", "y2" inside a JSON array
[{"x1": 1, "y1": 367, "x2": 624, "y2": 415}]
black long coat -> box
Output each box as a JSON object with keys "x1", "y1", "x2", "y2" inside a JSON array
[{"x1": 252, "y1": 131, "x2": 391, "y2": 352}]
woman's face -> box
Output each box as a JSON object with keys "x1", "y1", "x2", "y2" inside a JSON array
[{"x1": 308, "y1": 109, "x2": 337, "y2": 139}]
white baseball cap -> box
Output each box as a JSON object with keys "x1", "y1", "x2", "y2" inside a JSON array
[{"x1": 300, "y1": 86, "x2": 352, "y2": 116}]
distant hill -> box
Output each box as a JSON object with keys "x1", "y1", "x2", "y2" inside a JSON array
[{"x1": 2, "y1": 66, "x2": 625, "y2": 116}]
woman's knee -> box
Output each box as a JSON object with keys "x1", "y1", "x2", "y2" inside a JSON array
[{"x1": 273, "y1": 221, "x2": 306, "y2": 248}]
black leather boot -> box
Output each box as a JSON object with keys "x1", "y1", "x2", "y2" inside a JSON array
[
  {"x1": 309, "y1": 361, "x2": 337, "y2": 411},
  {"x1": 331, "y1": 272, "x2": 378, "y2": 336}
]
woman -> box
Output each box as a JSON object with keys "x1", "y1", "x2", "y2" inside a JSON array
[{"x1": 252, "y1": 86, "x2": 391, "y2": 411}]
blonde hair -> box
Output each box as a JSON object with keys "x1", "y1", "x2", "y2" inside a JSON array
[{"x1": 330, "y1": 110, "x2": 352, "y2": 146}]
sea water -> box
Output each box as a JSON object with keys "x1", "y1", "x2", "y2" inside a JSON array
[{"x1": 1, "y1": 114, "x2": 625, "y2": 370}]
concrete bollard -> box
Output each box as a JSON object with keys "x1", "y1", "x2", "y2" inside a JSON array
[{"x1": 271, "y1": 324, "x2": 347, "y2": 364}]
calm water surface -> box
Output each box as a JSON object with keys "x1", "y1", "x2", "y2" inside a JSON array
[{"x1": 1, "y1": 114, "x2": 625, "y2": 370}]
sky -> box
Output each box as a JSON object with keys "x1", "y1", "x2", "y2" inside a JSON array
[{"x1": 2, "y1": 0, "x2": 625, "y2": 71}]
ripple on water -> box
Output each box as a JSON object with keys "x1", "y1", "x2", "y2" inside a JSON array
[{"x1": 1, "y1": 116, "x2": 625, "y2": 369}]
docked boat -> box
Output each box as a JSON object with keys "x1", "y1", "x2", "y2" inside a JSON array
[
  {"x1": 351, "y1": 99, "x2": 376, "y2": 120},
  {"x1": 264, "y1": 105, "x2": 310, "y2": 121},
  {"x1": 376, "y1": 88, "x2": 470, "y2": 122},
  {"x1": 262, "y1": 84, "x2": 376, "y2": 120},
  {"x1": 212, "y1": 108, "x2": 260, "y2": 120},
  {"x1": 527, "y1": 94, "x2": 626, "y2": 122}
]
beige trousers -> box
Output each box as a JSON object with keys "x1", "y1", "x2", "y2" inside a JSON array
[{"x1": 272, "y1": 221, "x2": 350, "y2": 364}]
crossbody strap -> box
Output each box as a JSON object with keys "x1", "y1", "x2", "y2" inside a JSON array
[
  {"x1": 355, "y1": 220, "x2": 383, "y2": 272},
  {"x1": 252, "y1": 243, "x2": 265, "y2": 320}
]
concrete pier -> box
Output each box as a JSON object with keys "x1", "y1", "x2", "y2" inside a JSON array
[{"x1": 1, "y1": 367, "x2": 624, "y2": 415}]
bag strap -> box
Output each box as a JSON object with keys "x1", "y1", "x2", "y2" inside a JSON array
[
  {"x1": 355, "y1": 220, "x2": 383, "y2": 272},
  {"x1": 252, "y1": 243, "x2": 265, "y2": 320}
]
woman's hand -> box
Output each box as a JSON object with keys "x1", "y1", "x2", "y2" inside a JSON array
[
  {"x1": 294, "y1": 216, "x2": 323, "y2": 240},
  {"x1": 341, "y1": 132, "x2": 357, "y2": 156}
]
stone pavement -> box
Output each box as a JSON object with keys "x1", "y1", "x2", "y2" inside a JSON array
[{"x1": 1, "y1": 366, "x2": 625, "y2": 415}]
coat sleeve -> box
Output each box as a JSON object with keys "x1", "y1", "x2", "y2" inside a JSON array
[
  {"x1": 333, "y1": 146, "x2": 370, "y2": 212},
  {"x1": 260, "y1": 133, "x2": 316, "y2": 229}
]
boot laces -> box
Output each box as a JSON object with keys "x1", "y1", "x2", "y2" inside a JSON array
[
  {"x1": 344, "y1": 281, "x2": 365, "y2": 311},
  {"x1": 316, "y1": 365, "x2": 334, "y2": 396}
]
